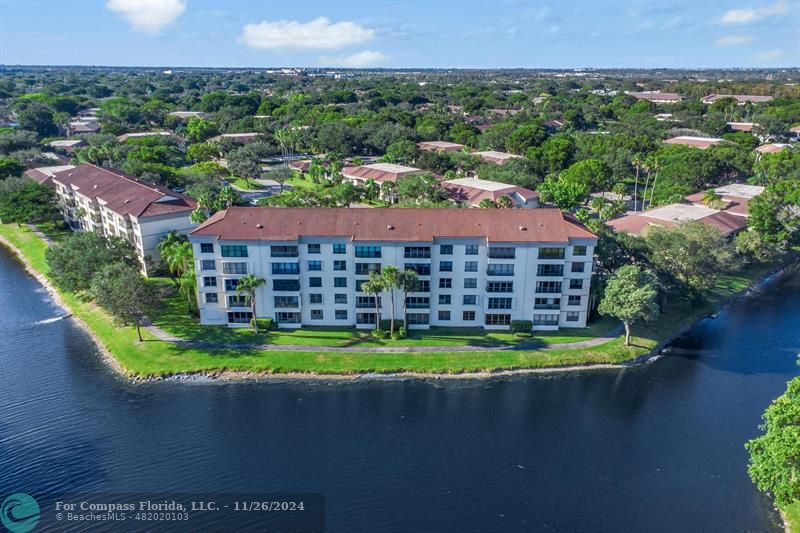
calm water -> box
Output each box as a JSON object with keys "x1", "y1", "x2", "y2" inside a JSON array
[{"x1": 1, "y1": 245, "x2": 799, "y2": 532}]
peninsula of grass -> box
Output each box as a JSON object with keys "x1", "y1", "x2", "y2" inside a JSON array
[
  {"x1": 1, "y1": 222, "x2": 795, "y2": 379},
  {"x1": 785, "y1": 502, "x2": 800, "y2": 533}
]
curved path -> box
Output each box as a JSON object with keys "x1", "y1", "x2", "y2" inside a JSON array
[{"x1": 143, "y1": 322, "x2": 624, "y2": 353}]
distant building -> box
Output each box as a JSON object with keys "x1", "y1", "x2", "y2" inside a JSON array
[
  {"x1": 24, "y1": 165, "x2": 76, "y2": 187},
  {"x1": 51, "y1": 164, "x2": 197, "y2": 274},
  {"x1": 441, "y1": 177, "x2": 539, "y2": 208},
  {"x1": 626, "y1": 91, "x2": 682, "y2": 104},
  {"x1": 48, "y1": 139, "x2": 86, "y2": 153},
  {"x1": 167, "y1": 111, "x2": 209, "y2": 120},
  {"x1": 117, "y1": 131, "x2": 174, "y2": 143},
  {"x1": 417, "y1": 141, "x2": 465, "y2": 153},
  {"x1": 289, "y1": 160, "x2": 312, "y2": 172},
  {"x1": 473, "y1": 150, "x2": 523, "y2": 165},
  {"x1": 341, "y1": 163, "x2": 424, "y2": 187},
  {"x1": 684, "y1": 183, "x2": 764, "y2": 218},
  {"x1": 608, "y1": 204, "x2": 747, "y2": 237},
  {"x1": 543, "y1": 119, "x2": 565, "y2": 130},
  {"x1": 702, "y1": 94, "x2": 773, "y2": 105},
  {"x1": 208, "y1": 133, "x2": 261, "y2": 144},
  {"x1": 727, "y1": 122, "x2": 758, "y2": 132},
  {"x1": 68, "y1": 121, "x2": 101, "y2": 135},
  {"x1": 755, "y1": 143, "x2": 790, "y2": 156},
  {"x1": 487, "y1": 108, "x2": 521, "y2": 117},
  {"x1": 663, "y1": 136, "x2": 726, "y2": 149},
  {"x1": 789, "y1": 125, "x2": 800, "y2": 140}
]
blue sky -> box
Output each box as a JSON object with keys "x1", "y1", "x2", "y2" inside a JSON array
[{"x1": 1, "y1": 0, "x2": 798, "y2": 68}]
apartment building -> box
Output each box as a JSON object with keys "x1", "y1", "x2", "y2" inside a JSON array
[
  {"x1": 189, "y1": 207, "x2": 596, "y2": 331},
  {"x1": 51, "y1": 164, "x2": 197, "y2": 274}
]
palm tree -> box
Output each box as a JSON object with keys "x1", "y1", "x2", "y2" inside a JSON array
[
  {"x1": 361, "y1": 271, "x2": 384, "y2": 330},
  {"x1": 190, "y1": 208, "x2": 208, "y2": 224},
  {"x1": 218, "y1": 186, "x2": 237, "y2": 208},
  {"x1": 703, "y1": 189, "x2": 724, "y2": 209},
  {"x1": 496, "y1": 195, "x2": 513, "y2": 209},
  {"x1": 647, "y1": 157, "x2": 661, "y2": 209},
  {"x1": 364, "y1": 178, "x2": 378, "y2": 202},
  {"x1": 157, "y1": 231, "x2": 188, "y2": 287},
  {"x1": 631, "y1": 153, "x2": 643, "y2": 212},
  {"x1": 479, "y1": 198, "x2": 496, "y2": 209},
  {"x1": 235, "y1": 274, "x2": 266, "y2": 332},
  {"x1": 399, "y1": 269, "x2": 420, "y2": 329},
  {"x1": 379, "y1": 265, "x2": 401, "y2": 334}
]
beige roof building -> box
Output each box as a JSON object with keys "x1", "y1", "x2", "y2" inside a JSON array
[
  {"x1": 117, "y1": 131, "x2": 174, "y2": 143},
  {"x1": 441, "y1": 177, "x2": 539, "y2": 208},
  {"x1": 341, "y1": 163, "x2": 424, "y2": 185},
  {"x1": 684, "y1": 183, "x2": 764, "y2": 218},
  {"x1": 664, "y1": 136, "x2": 726, "y2": 149},
  {"x1": 24, "y1": 165, "x2": 76, "y2": 187},
  {"x1": 417, "y1": 141, "x2": 465, "y2": 152},
  {"x1": 702, "y1": 94, "x2": 773, "y2": 105},
  {"x1": 608, "y1": 204, "x2": 747, "y2": 237},
  {"x1": 473, "y1": 150, "x2": 523, "y2": 165},
  {"x1": 627, "y1": 91, "x2": 682, "y2": 103},
  {"x1": 755, "y1": 143, "x2": 790, "y2": 155}
]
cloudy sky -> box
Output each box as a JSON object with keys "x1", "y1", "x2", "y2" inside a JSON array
[{"x1": 0, "y1": 0, "x2": 797, "y2": 68}]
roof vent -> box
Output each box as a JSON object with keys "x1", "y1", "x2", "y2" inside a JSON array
[
  {"x1": 519, "y1": 225, "x2": 527, "y2": 231},
  {"x1": 124, "y1": 199, "x2": 130, "y2": 203},
  {"x1": 387, "y1": 224, "x2": 394, "y2": 230},
  {"x1": 256, "y1": 223, "x2": 263, "y2": 229}
]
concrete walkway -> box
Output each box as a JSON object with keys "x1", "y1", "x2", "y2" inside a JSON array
[{"x1": 143, "y1": 322, "x2": 624, "y2": 353}]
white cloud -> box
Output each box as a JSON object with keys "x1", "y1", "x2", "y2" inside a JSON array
[
  {"x1": 720, "y1": 0, "x2": 788, "y2": 24},
  {"x1": 662, "y1": 15, "x2": 683, "y2": 30},
  {"x1": 319, "y1": 50, "x2": 388, "y2": 68},
  {"x1": 715, "y1": 34, "x2": 753, "y2": 46},
  {"x1": 755, "y1": 48, "x2": 784, "y2": 60},
  {"x1": 106, "y1": 0, "x2": 186, "y2": 33},
  {"x1": 240, "y1": 17, "x2": 375, "y2": 50}
]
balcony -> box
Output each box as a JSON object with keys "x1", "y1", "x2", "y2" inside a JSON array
[{"x1": 538, "y1": 248, "x2": 565, "y2": 260}]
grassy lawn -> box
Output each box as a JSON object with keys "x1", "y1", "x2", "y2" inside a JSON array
[
  {"x1": 229, "y1": 177, "x2": 264, "y2": 190},
  {"x1": 1, "y1": 222, "x2": 794, "y2": 377},
  {"x1": 285, "y1": 176, "x2": 323, "y2": 191},
  {"x1": 785, "y1": 502, "x2": 800, "y2": 533}
]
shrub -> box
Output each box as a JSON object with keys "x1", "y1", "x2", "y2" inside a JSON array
[
  {"x1": 379, "y1": 319, "x2": 405, "y2": 330},
  {"x1": 372, "y1": 329, "x2": 389, "y2": 339},
  {"x1": 397, "y1": 327, "x2": 407, "y2": 339},
  {"x1": 510, "y1": 320, "x2": 533, "y2": 334},
  {"x1": 250, "y1": 318, "x2": 275, "y2": 330}
]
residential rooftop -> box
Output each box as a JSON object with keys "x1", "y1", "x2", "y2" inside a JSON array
[
  {"x1": 608, "y1": 203, "x2": 748, "y2": 236},
  {"x1": 702, "y1": 94, "x2": 774, "y2": 104},
  {"x1": 191, "y1": 207, "x2": 594, "y2": 243},
  {"x1": 417, "y1": 140, "x2": 465, "y2": 152},
  {"x1": 473, "y1": 150, "x2": 522, "y2": 164},
  {"x1": 117, "y1": 131, "x2": 174, "y2": 142},
  {"x1": 664, "y1": 136, "x2": 726, "y2": 149},
  {"x1": 341, "y1": 163, "x2": 423, "y2": 183}
]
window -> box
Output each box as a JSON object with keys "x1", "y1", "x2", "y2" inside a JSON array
[
  {"x1": 334, "y1": 277, "x2": 347, "y2": 288},
  {"x1": 273, "y1": 279, "x2": 300, "y2": 291},
  {"x1": 228, "y1": 294, "x2": 248, "y2": 307},
  {"x1": 485, "y1": 314, "x2": 511, "y2": 326},
  {"x1": 533, "y1": 314, "x2": 559, "y2": 326},
  {"x1": 566, "y1": 311, "x2": 580, "y2": 322},
  {"x1": 355, "y1": 280, "x2": 366, "y2": 292},
  {"x1": 224, "y1": 279, "x2": 239, "y2": 291},
  {"x1": 357, "y1": 312, "x2": 377, "y2": 325},
  {"x1": 439, "y1": 261, "x2": 453, "y2": 272},
  {"x1": 537, "y1": 264, "x2": 563, "y2": 277},
  {"x1": 438, "y1": 310, "x2": 451, "y2": 321},
  {"x1": 488, "y1": 247, "x2": 515, "y2": 259},
  {"x1": 203, "y1": 276, "x2": 217, "y2": 288},
  {"x1": 465, "y1": 244, "x2": 479, "y2": 255},
  {"x1": 307, "y1": 260, "x2": 322, "y2": 271},
  {"x1": 464, "y1": 261, "x2": 478, "y2": 272},
  {"x1": 276, "y1": 312, "x2": 301, "y2": 323},
  {"x1": 536, "y1": 281, "x2": 562, "y2": 293},
  {"x1": 405, "y1": 263, "x2": 431, "y2": 276},
  {"x1": 307, "y1": 243, "x2": 321, "y2": 254},
  {"x1": 309, "y1": 277, "x2": 322, "y2": 288},
  {"x1": 355, "y1": 263, "x2": 381, "y2": 275},
  {"x1": 204, "y1": 293, "x2": 218, "y2": 304},
  {"x1": 462, "y1": 311, "x2": 476, "y2": 321},
  {"x1": 487, "y1": 281, "x2": 513, "y2": 293},
  {"x1": 568, "y1": 295, "x2": 581, "y2": 306},
  {"x1": 223, "y1": 262, "x2": 247, "y2": 275},
  {"x1": 573, "y1": 245, "x2": 587, "y2": 256},
  {"x1": 538, "y1": 247, "x2": 565, "y2": 260},
  {"x1": 270, "y1": 245, "x2": 298, "y2": 257},
  {"x1": 356, "y1": 296, "x2": 378, "y2": 308},
  {"x1": 335, "y1": 310, "x2": 348, "y2": 320},
  {"x1": 309, "y1": 293, "x2": 323, "y2": 305},
  {"x1": 464, "y1": 278, "x2": 477, "y2": 289},
  {"x1": 200, "y1": 243, "x2": 214, "y2": 254},
  {"x1": 221, "y1": 245, "x2": 248, "y2": 258},
  {"x1": 227, "y1": 311, "x2": 252, "y2": 324},
  {"x1": 311, "y1": 309, "x2": 323, "y2": 320},
  {"x1": 488, "y1": 297, "x2": 512, "y2": 310},
  {"x1": 405, "y1": 297, "x2": 430, "y2": 309},
  {"x1": 463, "y1": 295, "x2": 477, "y2": 305},
  {"x1": 407, "y1": 313, "x2": 429, "y2": 325},
  {"x1": 333, "y1": 260, "x2": 347, "y2": 271},
  {"x1": 334, "y1": 294, "x2": 348, "y2": 304},
  {"x1": 333, "y1": 243, "x2": 347, "y2": 254},
  {"x1": 274, "y1": 296, "x2": 299, "y2": 308},
  {"x1": 417, "y1": 280, "x2": 430, "y2": 292},
  {"x1": 487, "y1": 264, "x2": 514, "y2": 276},
  {"x1": 569, "y1": 279, "x2": 584, "y2": 290},
  {"x1": 438, "y1": 294, "x2": 451, "y2": 305},
  {"x1": 355, "y1": 245, "x2": 381, "y2": 258},
  {"x1": 404, "y1": 246, "x2": 430, "y2": 258},
  {"x1": 571, "y1": 262, "x2": 586, "y2": 273},
  {"x1": 440, "y1": 244, "x2": 453, "y2": 255},
  {"x1": 535, "y1": 297, "x2": 561, "y2": 310},
  {"x1": 201, "y1": 260, "x2": 216, "y2": 271},
  {"x1": 272, "y1": 262, "x2": 299, "y2": 275},
  {"x1": 439, "y1": 278, "x2": 452, "y2": 289}
]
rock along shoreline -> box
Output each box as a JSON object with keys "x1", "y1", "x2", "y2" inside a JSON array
[{"x1": 2, "y1": 233, "x2": 797, "y2": 385}]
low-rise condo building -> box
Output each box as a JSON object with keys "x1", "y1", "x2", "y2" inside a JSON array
[
  {"x1": 51, "y1": 164, "x2": 197, "y2": 274},
  {"x1": 189, "y1": 207, "x2": 596, "y2": 331},
  {"x1": 663, "y1": 136, "x2": 726, "y2": 149},
  {"x1": 417, "y1": 141, "x2": 466, "y2": 152},
  {"x1": 441, "y1": 177, "x2": 539, "y2": 208},
  {"x1": 702, "y1": 94, "x2": 773, "y2": 105}
]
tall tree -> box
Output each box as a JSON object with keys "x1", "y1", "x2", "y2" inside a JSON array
[
  {"x1": 46, "y1": 232, "x2": 137, "y2": 293},
  {"x1": 361, "y1": 271, "x2": 385, "y2": 330},
  {"x1": 399, "y1": 269, "x2": 420, "y2": 329},
  {"x1": 380, "y1": 265, "x2": 402, "y2": 334},
  {"x1": 0, "y1": 178, "x2": 58, "y2": 225},
  {"x1": 90, "y1": 262, "x2": 159, "y2": 341},
  {"x1": 235, "y1": 274, "x2": 266, "y2": 332},
  {"x1": 598, "y1": 265, "x2": 659, "y2": 346}
]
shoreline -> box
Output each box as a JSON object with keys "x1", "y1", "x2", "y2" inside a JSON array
[{"x1": 1, "y1": 233, "x2": 796, "y2": 384}]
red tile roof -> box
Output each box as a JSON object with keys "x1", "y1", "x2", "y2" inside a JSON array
[
  {"x1": 52, "y1": 164, "x2": 195, "y2": 218},
  {"x1": 341, "y1": 163, "x2": 424, "y2": 184},
  {"x1": 608, "y1": 207, "x2": 747, "y2": 237},
  {"x1": 417, "y1": 141, "x2": 465, "y2": 152},
  {"x1": 191, "y1": 207, "x2": 596, "y2": 243},
  {"x1": 442, "y1": 178, "x2": 538, "y2": 207}
]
